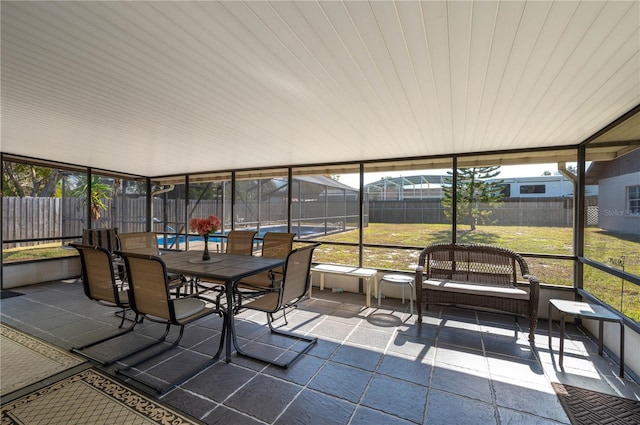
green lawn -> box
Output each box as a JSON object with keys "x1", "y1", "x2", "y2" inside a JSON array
[{"x1": 3, "y1": 245, "x2": 78, "y2": 262}]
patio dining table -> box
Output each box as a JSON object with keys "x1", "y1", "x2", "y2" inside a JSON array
[{"x1": 160, "y1": 250, "x2": 285, "y2": 363}]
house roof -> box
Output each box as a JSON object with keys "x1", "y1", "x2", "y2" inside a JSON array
[
  {"x1": 586, "y1": 149, "x2": 640, "y2": 184},
  {"x1": 1, "y1": 1, "x2": 639, "y2": 177}
]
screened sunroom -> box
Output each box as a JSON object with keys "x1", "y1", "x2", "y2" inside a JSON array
[{"x1": 1, "y1": 1, "x2": 639, "y2": 424}]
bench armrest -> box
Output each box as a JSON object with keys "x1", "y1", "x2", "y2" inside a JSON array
[{"x1": 415, "y1": 265, "x2": 424, "y2": 303}]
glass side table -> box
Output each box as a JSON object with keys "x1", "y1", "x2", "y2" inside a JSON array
[{"x1": 548, "y1": 299, "x2": 624, "y2": 377}]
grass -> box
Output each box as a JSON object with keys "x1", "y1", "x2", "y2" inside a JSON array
[{"x1": 2, "y1": 244, "x2": 78, "y2": 262}]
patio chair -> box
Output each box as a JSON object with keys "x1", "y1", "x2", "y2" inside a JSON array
[
  {"x1": 118, "y1": 232, "x2": 189, "y2": 295},
  {"x1": 82, "y1": 227, "x2": 120, "y2": 253},
  {"x1": 69, "y1": 244, "x2": 162, "y2": 366},
  {"x1": 115, "y1": 251, "x2": 225, "y2": 394},
  {"x1": 232, "y1": 243, "x2": 320, "y2": 368},
  {"x1": 235, "y1": 232, "x2": 294, "y2": 306},
  {"x1": 225, "y1": 230, "x2": 257, "y2": 255}
]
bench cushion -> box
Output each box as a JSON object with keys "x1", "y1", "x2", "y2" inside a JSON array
[{"x1": 423, "y1": 279, "x2": 529, "y2": 300}]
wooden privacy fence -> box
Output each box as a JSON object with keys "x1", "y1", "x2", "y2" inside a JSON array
[
  {"x1": 369, "y1": 197, "x2": 598, "y2": 227},
  {"x1": 3, "y1": 196, "x2": 597, "y2": 249}
]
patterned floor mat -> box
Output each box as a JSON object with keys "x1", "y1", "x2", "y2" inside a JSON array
[
  {"x1": 553, "y1": 382, "x2": 640, "y2": 425},
  {"x1": 0, "y1": 324, "x2": 86, "y2": 397},
  {"x1": 1, "y1": 368, "x2": 203, "y2": 424}
]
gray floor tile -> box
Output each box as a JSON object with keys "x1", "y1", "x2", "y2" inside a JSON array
[
  {"x1": 425, "y1": 389, "x2": 497, "y2": 425},
  {"x1": 492, "y1": 380, "x2": 569, "y2": 423},
  {"x1": 330, "y1": 344, "x2": 383, "y2": 371},
  {"x1": 274, "y1": 389, "x2": 356, "y2": 425},
  {"x1": 361, "y1": 374, "x2": 428, "y2": 423},
  {"x1": 434, "y1": 344, "x2": 489, "y2": 373},
  {"x1": 203, "y1": 405, "x2": 264, "y2": 425},
  {"x1": 376, "y1": 352, "x2": 432, "y2": 386},
  {"x1": 182, "y1": 362, "x2": 258, "y2": 402},
  {"x1": 346, "y1": 326, "x2": 394, "y2": 349},
  {"x1": 350, "y1": 406, "x2": 416, "y2": 425},
  {"x1": 430, "y1": 364, "x2": 492, "y2": 403},
  {"x1": 224, "y1": 374, "x2": 301, "y2": 423},
  {"x1": 308, "y1": 362, "x2": 373, "y2": 403},
  {"x1": 161, "y1": 387, "x2": 217, "y2": 420}
]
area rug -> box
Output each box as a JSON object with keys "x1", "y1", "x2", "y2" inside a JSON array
[
  {"x1": 0, "y1": 324, "x2": 86, "y2": 397},
  {"x1": 553, "y1": 382, "x2": 640, "y2": 425},
  {"x1": 1, "y1": 368, "x2": 203, "y2": 424}
]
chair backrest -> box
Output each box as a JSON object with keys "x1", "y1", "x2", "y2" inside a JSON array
[
  {"x1": 262, "y1": 232, "x2": 295, "y2": 259},
  {"x1": 118, "y1": 232, "x2": 160, "y2": 256},
  {"x1": 280, "y1": 243, "x2": 320, "y2": 305},
  {"x1": 71, "y1": 244, "x2": 123, "y2": 306},
  {"x1": 226, "y1": 230, "x2": 257, "y2": 255},
  {"x1": 82, "y1": 227, "x2": 120, "y2": 253},
  {"x1": 119, "y1": 253, "x2": 172, "y2": 321}
]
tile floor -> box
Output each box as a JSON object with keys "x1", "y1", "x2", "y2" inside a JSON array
[{"x1": 1, "y1": 279, "x2": 639, "y2": 425}]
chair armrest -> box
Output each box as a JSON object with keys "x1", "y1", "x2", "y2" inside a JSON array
[
  {"x1": 414, "y1": 266, "x2": 424, "y2": 282},
  {"x1": 523, "y1": 274, "x2": 540, "y2": 316}
]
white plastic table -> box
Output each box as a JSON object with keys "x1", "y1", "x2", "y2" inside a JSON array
[
  {"x1": 548, "y1": 299, "x2": 624, "y2": 377},
  {"x1": 310, "y1": 264, "x2": 378, "y2": 306}
]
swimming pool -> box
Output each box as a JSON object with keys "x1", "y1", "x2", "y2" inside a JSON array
[{"x1": 157, "y1": 224, "x2": 339, "y2": 246}]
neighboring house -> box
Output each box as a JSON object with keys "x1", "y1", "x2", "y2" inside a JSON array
[
  {"x1": 365, "y1": 174, "x2": 598, "y2": 200},
  {"x1": 586, "y1": 149, "x2": 640, "y2": 235},
  {"x1": 490, "y1": 175, "x2": 598, "y2": 198}
]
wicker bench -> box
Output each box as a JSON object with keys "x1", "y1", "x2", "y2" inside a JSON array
[{"x1": 415, "y1": 243, "x2": 539, "y2": 342}]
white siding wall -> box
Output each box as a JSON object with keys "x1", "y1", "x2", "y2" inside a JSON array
[{"x1": 598, "y1": 172, "x2": 640, "y2": 235}]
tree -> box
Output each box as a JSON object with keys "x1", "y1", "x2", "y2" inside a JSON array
[
  {"x1": 71, "y1": 175, "x2": 114, "y2": 222},
  {"x1": 2, "y1": 162, "x2": 61, "y2": 197},
  {"x1": 441, "y1": 166, "x2": 504, "y2": 231}
]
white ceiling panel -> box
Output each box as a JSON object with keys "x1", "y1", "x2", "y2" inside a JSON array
[{"x1": 1, "y1": 1, "x2": 638, "y2": 177}]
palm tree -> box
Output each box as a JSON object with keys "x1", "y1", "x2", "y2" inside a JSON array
[{"x1": 73, "y1": 175, "x2": 113, "y2": 223}]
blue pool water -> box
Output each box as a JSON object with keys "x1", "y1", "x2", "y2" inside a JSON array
[{"x1": 157, "y1": 224, "x2": 335, "y2": 246}]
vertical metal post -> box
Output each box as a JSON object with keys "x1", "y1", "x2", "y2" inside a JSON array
[
  {"x1": 287, "y1": 168, "x2": 293, "y2": 234},
  {"x1": 231, "y1": 171, "x2": 236, "y2": 231},
  {"x1": 359, "y1": 163, "x2": 364, "y2": 268},
  {"x1": 145, "y1": 177, "x2": 152, "y2": 232},
  {"x1": 87, "y1": 168, "x2": 93, "y2": 229},
  {"x1": 185, "y1": 175, "x2": 190, "y2": 251},
  {"x1": 575, "y1": 146, "x2": 586, "y2": 291},
  {"x1": 451, "y1": 158, "x2": 458, "y2": 244}
]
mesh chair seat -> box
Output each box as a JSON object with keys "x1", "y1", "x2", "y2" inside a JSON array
[
  {"x1": 233, "y1": 243, "x2": 320, "y2": 368},
  {"x1": 172, "y1": 298, "x2": 207, "y2": 321}
]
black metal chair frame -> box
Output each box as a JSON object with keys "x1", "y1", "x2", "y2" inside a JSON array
[
  {"x1": 69, "y1": 244, "x2": 162, "y2": 366},
  {"x1": 115, "y1": 251, "x2": 226, "y2": 394},
  {"x1": 232, "y1": 243, "x2": 320, "y2": 369}
]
